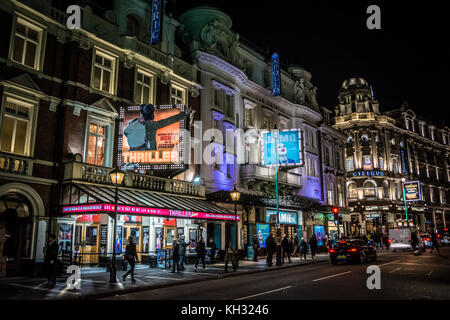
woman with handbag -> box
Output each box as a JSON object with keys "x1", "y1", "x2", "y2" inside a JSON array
[{"x1": 122, "y1": 236, "x2": 139, "y2": 282}]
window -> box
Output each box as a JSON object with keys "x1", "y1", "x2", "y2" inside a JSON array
[
  {"x1": 245, "y1": 107, "x2": 254, "y2": 127},
  {"x1": 263, "y1": 115, "x2": 271, "y2": 129},
  {"x1": 392, "y1": 156, "x2": 399, "y2": 174},
  {"x1": 10, "y1": 18, "x2": 43, "y2": 70},
  {"x1": 348, "y1": 183, "x2": 358, "y2": 199},
  {"x1": 338, "y1": 185, "x2": 344, "y2": 207},
  {"x1": 345, "y1": 156, "x2": 355, "y2": 172},
  {"x1": 170, "y1": 84, "x2": 186, "y2": 105},
  {"x1": 336, "y1": 152, "x2": 342, "y2": 170},
  {"x1": 325, "y1": 147, "x2": 331, "y2": 166},
  {"x1": 86, "y1": 123, "x2": 106, "y2": 166},
  {"x1": 224, "y1": 94, "x2": 233, "y2": 118},
  {"x1": 306, "y1": 157, "x2": 317, "y2": 177},
  {"x1": 92, "y1": 50, "x2": 116, "y2": 93},
  {"x1": 378, "y1": 156, "x2": 384, "y2": 169},
  {"x1": 327, "y1": 189, "x2": 333, "y2": 206},
  {"x1": 135, "y1": 69, "x2": 154, "y2": 104},
  {"x1": 0, "y1": 99, "x2": 33, "y2": 156},
  {"x1": 85, "y1": 226, "x2": 98, "y2": 246},
  {"x1": 363, "y1": 181, "x2": 377, "y2": 197}
]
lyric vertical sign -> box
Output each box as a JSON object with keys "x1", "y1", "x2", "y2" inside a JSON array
[{"x1": 150, "y1": 0, "x2": 162, "y2": 44}]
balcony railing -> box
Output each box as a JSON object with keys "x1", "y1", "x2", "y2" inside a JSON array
[
  {"x1": 64, "y1": 161, "x2": 205, "y2": 197},
  {"x1": 241, "y1": 164, "x2": 302, "y2": 187},
  {"x1": 0, "y1": 152, "x2": 33, "y2": 176}
]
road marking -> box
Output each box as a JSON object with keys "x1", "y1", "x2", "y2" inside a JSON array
[
  {"x1": 312, "y1": 271, "x2": 352, "y2": 282},
  {"x1": 389, "y1": 267, "x2": 401, "y2": 274},
  {"x1": 427, "y1": 270, "x2": 433, "y2": 276},
  {"x1": 235, "y1": 286, "x2": 292, "y2": 300},
  {"x1": 7, "y1": 283, "x2": 77, "y2": 295},
  {"x1": 378, "y1": 260, "x2": 401, "y2": 267},
  {"x1": 181, "y1": 271, "x2": 218, "y2": 276},
  {"x1": 144, "y1": 276, "x2": 184, "y2": 281}
]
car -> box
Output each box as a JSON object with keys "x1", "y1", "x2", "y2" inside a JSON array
[
  {"x1": 420, "y1": 233, "x2": 433, "y2": 248},
  {"x1": 440, "y1": 235, "x2": 450, "y2": 246},
  {"x1": 329, "y1": 239, "x2": 377, "y2": 265}
]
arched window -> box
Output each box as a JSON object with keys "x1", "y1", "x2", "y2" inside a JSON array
[
  {"x1": 348, "y1": 183, "x2": 358, "y2": 199},
  {"x1": 363, "y1": 181, "x2": 377, "y2": 197}
]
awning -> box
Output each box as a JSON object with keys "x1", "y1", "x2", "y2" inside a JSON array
[{"x1": 60, "y1": 183, "x2": 238, "y2": 222}]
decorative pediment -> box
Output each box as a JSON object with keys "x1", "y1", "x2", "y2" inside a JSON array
[
  {"x1": 91, "y1": 98, "x2": 118, "y2": 115},
  {"x1": 7, "y1": 74, "x2": 43, "y2": 94}
]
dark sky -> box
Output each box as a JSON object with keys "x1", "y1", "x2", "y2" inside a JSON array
[{"x1": 173, "y1": 0, "x2": 449, "y2": 125}]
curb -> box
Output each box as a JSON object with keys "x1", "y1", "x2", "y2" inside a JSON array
[{"x1": 77, "y1": 259, "x2": 328, "y2": 300}]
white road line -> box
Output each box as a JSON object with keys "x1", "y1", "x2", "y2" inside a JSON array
[
  {"x1": 389, "y1": 267, "x2": 401, "y2": 274},
  {"x1": 144, "y1": 276, "x2": 184, "y2": 281},
  {"x1": 378, "y1": 260, "x2": 401, "y2": 267},
  {"x1": 181, "y1": 271, "x2": 218, "y2": 276},
  {"x1": 235, "y1": 286, "x2": 292, "y2": 300},
  {"x1": 7, "y1": 283, "x2": 77, "y2": 295},
  {"x1": 427, "y1": 270, "x2": 433, "y2": 276},
  {"x1": 312, "y1": 271, "x2": 352, "y2": 282}
]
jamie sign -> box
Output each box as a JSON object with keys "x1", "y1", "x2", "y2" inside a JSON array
[
  {"x1": 271, "y1": 53, "x2": 281, "y2": 96},
  {"x1": 266, "y1": 209, "x2": 298, "y2": 225},
  {"x1": 403, "y1": 181, "x2": 422, "y2": 202},
  {"x1": 150, "y1": 0, "x2": 162, "y2": 44},
  {"x1": 352, "y1": 170, "x2": 385, "y2": 177},
  {"x1": 261, "y1": 129, "x2": 303, "y2": 166}
]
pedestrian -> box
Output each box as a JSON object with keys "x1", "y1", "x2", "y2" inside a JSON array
[
  {"x1": 281, "y1": 234, "x2": 291, "y2": 263},
  {"x1": 224, "y1": 240, "x2": 237, "y2": 272},
  {"x1": 266, "y1": 233, "x2": 275, "y2": 266},
  {"x1": 44, "y1": 234, "x2": 58, "y2": 288},
  {"x1": 275, "y1": 229, "x2": 282, "y2": 266},
  {"x1": 194, "y1": 236, "x2": 206, "y2": 272},
  {"x1": 384, "y1": 233, "x2": 389, "y2": 250},
  {"x1": 170, "y1": 239, "x2": 180, "y2": 273},
  {"x1": 178, "y1": 235, "x2": 188, "y2": 270},
  {"x1": 309, "y1": 234, "x2": 318, "y2": 259},
  {"x1": 293, "y1": 233, "x2": 299, "y2": 257},
  {"x1": 410, "y1": 231, "x2": 419, "y2": 253},
  {"x1": 209, "y1": 238, "x2": 217, "y2": 264},
  {"x1": 430, "y1": 232, "x2": 440, "y2": 255},
  {"x1": 122, "y1": 236, "x2": 139, "y2": 282},
  {"x1": 299, "y1": 237, "x2": 308, "y2": 260},
  {"x1": 252, "y1": 237, "x2": 259, "y2": 262}
]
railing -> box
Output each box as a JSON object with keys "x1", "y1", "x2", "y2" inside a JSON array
[
  {"x1": 50, "y1": 7, "x2": 68, "y2": 25},
  {"x1": 240, "y1": 164, "x2": 302, "y2": 187},
  {"x1": 64, "y1": 161, "x2": 205, "y2": 197},
  {"x1": 0, "y1": 152, "x2": 33, "y2": 176}
]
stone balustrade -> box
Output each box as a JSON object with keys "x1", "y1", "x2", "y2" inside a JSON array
[{"x1": 0, "y1": 153, "x2": 33, "y2": 176}]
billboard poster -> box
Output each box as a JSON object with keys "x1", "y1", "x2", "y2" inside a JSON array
[
  {"x1": 119, "y1": 104, "x2": 190, "y2": 170},
  {"x1": 403, "y1": 181, "x2": 422, "y2": 202},
  {"x1": 155, "y1": 227, "x2": 163, "y2": 250},
  {"x1": 271, "y1": 53, "x2": 281, "y2": 96},
  {"x1": 266, "y1": 209, "x2": 298, "y2": 225},
  {"x1": 115, "y1": 226, "x2": 123, "y2": 254},
  {"x1": 314, "y1": 225, "x2": 325, "y2": 246},
  {"x1": 362, "y1": 155, "x2": 374, "y2": 170},
  {"x1": 58, "y1": 224, "x2": 73, "y2": 254},
  {"x1": 261, "y1": 129, "x2": 303, "y2": 167},
  {"x1": 150, "y1": 0, "x2": 162, "y2": 44},
  {"x1": 256, "y1": 224, "x2": 270, "y2": 249},
  {"x1": 156, "y1": 249, "x2": 166, "y2": 268}
]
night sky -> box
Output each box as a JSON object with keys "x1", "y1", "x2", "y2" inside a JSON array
[{"x1": 172, "y1": 0, "x2": 449, "y2": 125}]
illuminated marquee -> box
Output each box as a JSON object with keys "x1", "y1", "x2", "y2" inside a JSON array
[{"x1": 62, "y1": 204, "x2": 239, "y2": 222}]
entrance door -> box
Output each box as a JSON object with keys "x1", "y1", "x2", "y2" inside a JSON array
[
  {"x1": 164, "y1": 226, "x2": 176, "y2": 249},
  {"x1": 123, "y1": 225, "x2": 142, "y2": 260}
]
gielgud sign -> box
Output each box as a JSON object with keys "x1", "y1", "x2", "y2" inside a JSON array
[{"x1": 118, "y1": 104, "x2": 191, "y2": 170}]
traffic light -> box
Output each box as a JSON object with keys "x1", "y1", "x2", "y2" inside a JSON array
[{"x1": 332, "y1": 207, "x2": 339, "y2": 220}]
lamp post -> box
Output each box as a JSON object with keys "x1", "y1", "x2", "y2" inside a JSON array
[
  {"x1": 401, "y1": 177, "x2": 409, "y2": 225},
  {"x1": 109, "y1": 167, "x2": 125, "y2": 284},
  {"x1": 230, "y1": 185, "x2": 241, "y2": 251}
]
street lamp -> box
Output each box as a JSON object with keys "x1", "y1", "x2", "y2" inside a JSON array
[
  {"x1": 230, "y1": 185, "x2": 241, "y2": 251},
  {"x1": 109, "y1": 167, "x2": 125, "y2": 283},
  {"x1": 401, "y1": 177, "x2": 409, "y2": 225}
]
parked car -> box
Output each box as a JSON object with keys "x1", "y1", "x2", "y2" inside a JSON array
[{"x1": 329, "y1": 239, "x2": 377, "y2": 265}]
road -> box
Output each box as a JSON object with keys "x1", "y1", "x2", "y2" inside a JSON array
[{"x1": 105, "y1": 247, "x2": 450, "y2": 300}]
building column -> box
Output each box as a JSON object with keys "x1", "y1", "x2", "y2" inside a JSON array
[
  {"x1": 432, "y1": 210, "x2": 437, "y2": 232},
  {"x1": 442, "y1": 211, "x2": 447, "y2": 229}
]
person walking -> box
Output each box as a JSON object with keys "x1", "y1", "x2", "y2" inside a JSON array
[
  {"x1": 383, "y1": 233, "x2": 390, "y2": 250},
  {"x1": 209, "y1": 239, "x2": 217, "y2": 264},
  {"x1": 122, "y1": 236, "x2": 139, "y2": 282},
  {"x1": 224, "y1": 240, "x2": 237, "y2": 272},
  {"x1": 266, "y1": 233, "x2": 275, "y2": 266},
  {"x1": 178, "y1": 235, "x2": 188, "y2": 270},
  {"x1": 293, "y1": 233, "x2": 299, "y2": 257},
  {"x1": 410, "y1": 231, "x2": 419, "y2": 253},
  {"x1": 281, "y1": 234, "x2": 291, "y2": 263},
  {"x1": 252, "y1": 237, "x2": 259, "y2": 262},
  {"x1": 170, "y1": 239, "x2": 180, "y2": 273},
  {"x1": 430, "y1": 232, "x2": 440, "y2": 255},
  {"x1": 299, "y1": 237, "x2": 308, "y2": 260},
  {"x1": 44, "y1": 234, "x2": 59, "y2": 288},
  {"x1": 309, "y1": 234, "x2": 318, "y2": 259},
  {"x1": 194, "y1": 236, "x2": 206, "y2": 272}
]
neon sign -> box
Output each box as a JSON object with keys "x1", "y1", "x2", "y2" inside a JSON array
[
  {"x1": 150, "y1": 0, "x2": 162, "y2": 44},
  {"x1": 62, "y1": 204, "x2": 239, "y2": 222},
  {"x1": 352, "y1": 170, "x2": 385, "y2": 177},
  {"x1": 271, "y1": 53, "x2": 281, "y2": 96}
]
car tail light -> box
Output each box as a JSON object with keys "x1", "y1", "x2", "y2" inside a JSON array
[
  {"x1": 388, "y1": 239, "x2": 392, "y2": 243},
  {"x1": 329, "y1": 249, "x2": 335, "y2": 253},
  {"x1": 348, "y1": 248, "x2": 357, "y2": 252}
]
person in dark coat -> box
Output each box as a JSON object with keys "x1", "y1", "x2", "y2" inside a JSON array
[
  {"x1": 252, "y1": 237, "x2": 259, "y2": 262},
  {"x1": 178, "y1": 235, "x2": 188, "y2": 270},
  {"x1": 266, "y1": 234, "x2": 275, "y2": 266},
  {"x1": 44, "y1": 234, "x2": 59, "y2": 288},
  {"x1": 410, "y1": 231, "x2": 419, "y2": 252},
  {"x1": 430, "y1": 232, "x2": 440, "y2": 255},
  {"x1": 309, "y1": 234, "x2": 318, "y2": 259},
  {"x1": 170, "y1": 239, "x2": 180, "y2": 273},
  {"x1": 122, "y1": 236, "x2": 139, "y2": 282},
  {"x1": 275, "y1": 229, "x2": 282, "y2": 266},
  {"x1": 224, "y1": 240, "x2": 237, "y2": 272},
  {"x1": 209, "y1": 239, "x2": 217, "y2": 263},
  {"x1": 383, "y1": 233, "x2": 390, "y2": 250},
  {"x1": 281, "y1": 235, "x2": 291, "y2": 263},
  {"x1": 293, "y1": 233, "x2": 299, "y2": 257},
  {"x1": 299, "y1": 237, "x2": 308, "y2": 260},
  {"x1": 194, "y1": 236, "x2": 206, "y2": 272}
]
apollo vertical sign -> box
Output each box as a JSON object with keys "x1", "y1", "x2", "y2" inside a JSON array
[
  {"x1": 150, "y1": 0, "x2": 162, "y2": 44},
  {"x1": 271, "y1": 53, "x2": 281, "y2": 96}
]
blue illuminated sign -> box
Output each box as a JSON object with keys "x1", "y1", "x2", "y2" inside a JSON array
[
  {"x1": 150, "y1": 0, "x2": 162, "y2": 44},
  {"x1": 314, "y1": 226, "x2": 325, "y2": 246},
  {"x1": 400, "y1": 148, "x2": 408, "y2": 174},
  {"x1": 266, "y1": 209, "x2": 298, "y2": 225},
  {"x1": 261, "y1": 129, "x2": 303, "y2": 166},
  {"x1": 271, "y1": 53, "x2": 281, "y2": 96},
  {"x1": 352, "y1": 170, "x2": 385, "y2": 177}
]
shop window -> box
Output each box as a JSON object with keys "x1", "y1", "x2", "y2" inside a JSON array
[
  {"x1": 10, "y1": 17, "x2": 43, "y2": 70},
  {"x1": 85, "y1": 226, "x2": 97, "y2": 246},
  {"x1": 91, "y1": 49, "x2": 116, "y2": 94},
  {"x1": 86, "y1": 123, "x2": 106, "y2": 166},
  {"x1": 170, "y1": 83, "x2": 186, "y2": 105},
  {"x1": 135, "y1": 69, "x2": 154, "y2": 104},
  {"x1": 0, "y1": 98, "x2": 34, "y2": 156}
]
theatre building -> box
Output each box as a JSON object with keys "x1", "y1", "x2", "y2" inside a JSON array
[
  {"x1": 333, "y1": 77, "x2": 450, "y2": 235},
  {"x1": 0, "y1": 0, "x2": 239, "y2": 276}
]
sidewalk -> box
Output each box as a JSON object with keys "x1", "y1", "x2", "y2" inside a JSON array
[{"x1": 0, "y1": 255, "x2": 330, "y2": 300}]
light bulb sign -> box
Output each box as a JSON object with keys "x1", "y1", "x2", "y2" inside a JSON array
[
  {"x1": 150, "y1": 0, "x2": 162, "y2": 44},
  {"x1": 271, "y1": 53, "x2": 281, "y2": 96},
  {"x1": 403, "y1": 181, "x2": 422, "y2": 202},
  {"x1": 261, "y1": 129, "x2": 303, "y2": 167}
]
